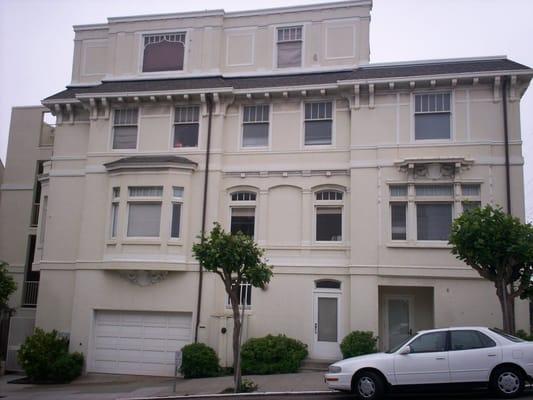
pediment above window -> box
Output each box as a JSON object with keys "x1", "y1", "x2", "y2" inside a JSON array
[
  {"x1": 394, "y1": 157, "x2": 473, "y2": 180},
  {"x1": 104, "y1": 155, "x2": 197, "y2": 173}
]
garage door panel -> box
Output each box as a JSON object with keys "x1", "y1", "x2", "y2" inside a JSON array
[
  {"x1": 119, "y1": 326, "x2": 143, "y2": 337},
  {"x1": 94, "y1": 349, "x2": 119, "y2": 361},
  {"x1": 90, "y1": 310, "x2": 192, "y2": 376},
  {"x1": 117, "y1": 338, "x2": 143, "y2": 350}
]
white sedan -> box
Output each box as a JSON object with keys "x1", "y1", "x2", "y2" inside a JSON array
[{"x1": 325, "y1": 327, "x2": 533, "y2": 399}]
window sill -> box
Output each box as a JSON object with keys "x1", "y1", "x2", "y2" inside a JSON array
[
  {"x1": 167, "y1": 239, "x2": 183, "y2": 246},
  {"x1": 122, "y1": 238, "x2": 162, "y2": 245},
  {"x1": 387, "y1": 241, "x2": 452, "y2": 249}
]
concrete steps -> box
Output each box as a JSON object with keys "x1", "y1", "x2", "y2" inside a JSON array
[{"x1": 300, "y1": 358, "x2": 336, "y2": 372}]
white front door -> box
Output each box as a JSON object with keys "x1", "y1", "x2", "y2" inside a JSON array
[
  {"x1": 312, "y1": 292, "x2": 341, "y2": 359},
  {"x1": 385, "y1": 295, "x2": 413, "y2": 351}
]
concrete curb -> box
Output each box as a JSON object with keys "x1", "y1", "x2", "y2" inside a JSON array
[{"x1": 119, "y1": 390, "x2": 336, "y2": 400}]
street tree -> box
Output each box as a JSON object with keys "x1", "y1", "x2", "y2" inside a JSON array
[
  {"x1": 192, "y1": 222, "x2": 272, "y2": 392},
  {"x1": 449, "y1": 205, "x2": 533, "y2": 333},
  {"x1": 0, "y1": 261, "x2": 17, "y2": 311}
]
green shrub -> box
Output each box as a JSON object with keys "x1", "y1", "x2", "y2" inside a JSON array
[
  {"x1": 241, "y1": 334, "x2": 308, "y2": 374},
  {"x1": 17, "y1": 328, "x2": 84, "y2": 383},
  {"x1": 340, "y1": 331, "x2": 377, "y2": 359},
  {"x1": 180, "y1": 343, "x2": 220, "y2": 378},
  {"x1": 515, "y1": 329, "x2": 533, "y2": 341},
  {"x1": 240, "y1": 378, "x2": 258, "y2": 392}
]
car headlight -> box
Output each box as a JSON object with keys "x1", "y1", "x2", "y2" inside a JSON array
[{"x1": 328, "y1": 365, "x2": 342, "y2": 373}]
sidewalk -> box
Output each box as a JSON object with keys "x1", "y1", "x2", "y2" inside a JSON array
[{"x1": 0, "y1": 371, "x2": 329, "y2": 400}]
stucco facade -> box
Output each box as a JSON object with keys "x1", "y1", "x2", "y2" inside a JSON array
[{"x1": 1, "y1": 0, "x2": 533, "y2": 376}]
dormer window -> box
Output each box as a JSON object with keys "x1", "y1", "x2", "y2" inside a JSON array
[
  {"x1": 277, "y1": 26, "x2": 302, "y2": 68},
  {"x1": 142, "y1": 32, "x2": 186, "y2": 73}
]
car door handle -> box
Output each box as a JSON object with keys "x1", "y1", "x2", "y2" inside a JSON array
[
  {"x1": 488, "y1": 354, "x2": 497, "y2": 357},
  {"x1": 436, "y1": 357, "x2": 446, "y2": 360}
]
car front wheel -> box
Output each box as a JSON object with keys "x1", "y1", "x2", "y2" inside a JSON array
[
  {"x1": 490, "y1": 366, "x2": 525, "y2": 398},
  {"x1": 353, "y1": 371, "x2": 385, "y2": 400}
]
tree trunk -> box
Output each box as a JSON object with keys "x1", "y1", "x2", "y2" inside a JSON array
[
  {"x1": 496, "y1": 280, "x2": 516, "y2": 334},
  {"x1": 230, "y1": 298, "x2": 242, "y2": 392}
]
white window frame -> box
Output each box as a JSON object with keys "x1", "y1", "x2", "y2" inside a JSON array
[
  {"x1": 110, "y1": 108, "x2": 140, "y2": 151},
  {"x1": 240, "y1": 104, "x2": 271, "y2": 150},
  {"x1": 110, "y1": 187, "x2": 120, "y2": 239},
  {"x1": 169, "y1": 186, "x2": 184, "y2": 240},
  {"x1": 411, "y1": 91, "x2": 454, "y2": 142},
  {"x1": 313, "y1": 189, "x2": 344, "y2": 244},
  {"x1": 126, "y1": 186, "x2": 163, "y2": 239},
  {"x1": 172, "y1": 105, "x2": 201, "y2": 149},
  {"x1": 273, "y1": 23, "x2": 306, "y2": 70},
  {"x1": 229, "y1": 190, "x2": 257, "y2": 239},
  {"x1": 137, "y1": 29, "x2": 190, "y2": 76},
  {"x1": 226, "y1": 281, "x2": 252, "y2": 310},
  {"x1": 302, "y1": 100, "x2": 335, "y2": 148},
  {"x1": 387, "y1": 182, "x2": 482, "y2": 245}
]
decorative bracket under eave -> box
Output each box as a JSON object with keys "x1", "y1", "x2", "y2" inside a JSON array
[{"x1": 394, "y1": 157, "x2": 474, "y2": 180}]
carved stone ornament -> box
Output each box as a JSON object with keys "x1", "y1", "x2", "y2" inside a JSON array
[{"x1": 119, "y1": 270, "x2": 169, "y2": 287}]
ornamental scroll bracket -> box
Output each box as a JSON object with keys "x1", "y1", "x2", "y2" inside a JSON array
[
  {"x1": 395, "y1": 157, "x2": 473, "y2": 181},
  {"x1": 118, "y1": 270, "x2": 169, "y2": 287}
]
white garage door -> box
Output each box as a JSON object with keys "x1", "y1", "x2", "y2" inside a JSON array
[{"x1": 91, "y1": 310, "x2": 192, "y2": 376}]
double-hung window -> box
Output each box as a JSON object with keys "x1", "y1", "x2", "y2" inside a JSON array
[
  {"x1": 112, "y1": 109, "x2": 138, "y2": 150},
  {"x1": 414, "y1": 93, "x2": 451, "y2": 140},
  {"x1": 110, "y1": 187, "x2": 120, "y2": 238},
  {"x1": 277, "y1": 26, "x2": 302, "y2": 68},
  {"x1": 174, "y1": 106, "x2": 199, "y2": 148},
  {"x1": 315, "y1": 190, "x2": 343, "y2": 242},
  {"x1": 242, "y1": 105, "x2": 269, "y2": 147},
  {"x1": 230, "y1": 191, "x2": 256, "y2": 238},
  {"x1": 389, "y1": 183, "x2": 481, "y2": 242},
  {"x1": 304, "y1": 102, "x2": 333, "y2": 145},
  {"x1": 171, "y1": 187, "x2": 183, "y2": 238},
  {"x1": 142, "y1": 32, "x2": 186, "y2": 72},
  {"x1": 415, "y1": 185, "x2": 453, "y2": 241},
  {"x1": 127, "y1": 186, "x2": 163, "y2": 237},
  {"x1": 226, "y1": 281, "x2": 252, "y2": 309}
]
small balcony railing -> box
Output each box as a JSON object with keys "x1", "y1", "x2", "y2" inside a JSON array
[{"x1": 22, "y1": 281, "x2": 39, "y2": 307}]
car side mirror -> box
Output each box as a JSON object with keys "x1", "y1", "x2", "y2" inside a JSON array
[{"x1": 399, "y1": 345, "x2": 411, "y2": 355}]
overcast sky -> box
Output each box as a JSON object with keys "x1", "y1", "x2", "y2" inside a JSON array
[{"x1": 1, "y1": 0, "x2": 532, "y2": 218}]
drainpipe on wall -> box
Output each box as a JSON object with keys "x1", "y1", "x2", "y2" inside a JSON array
[
  {"x1": 194, "y1": 93, "x2": 213, "y2": 343},
  {"x1": 502, "y1": 76, "x2": 512, "y2": 215}
]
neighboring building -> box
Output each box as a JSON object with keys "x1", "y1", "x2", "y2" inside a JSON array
[
  {"x1": 1, "y1": 0, "x2": 532, "y2": 376},
  {"x1": 0, "y1": 106, "x2": 54, "y2": 369}
]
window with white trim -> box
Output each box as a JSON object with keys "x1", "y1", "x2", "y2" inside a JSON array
[
  {"x1": 174, "y1": 106, "x2": 199, "y2": 148},
  {"x1": 226, "y1": 281, "x2": 252, "y2": 309},
  {"x1": 171, "y1": 187, "x2": 183, "y2": 238},
  {"x1": 230, "y1": 191, "x2": 256, "y2": 238},
  {"x1": 142, "y1": 32, "x2": 186, "y2": 72},
  {"x1": 305, "y1": 102, "x2": 333, "y2": 145},
  {"x1": 414, "y1": 93, "x2": 451, "y2": 140},
  {"x1": 315, "y1": 189, "x2": 343, "y2": 242},
  {"x1": 277, "y1": 26, "x2": 302, "y2": 68},
  {"x1": 127, "y1": 186, "x2": 163, "y2": 237},
  {"x1": 112, "y1": 109, "x2": 138, "y2": 150},
  {"x1": 110, "y1": 187, "x2": 120, "y2": 238},
  {"x1": 389, "y1": 183, "x2": 481, "y2": 242},
  {"x1": 242, "y1": 105, "x2": 269, "y2": 147}
]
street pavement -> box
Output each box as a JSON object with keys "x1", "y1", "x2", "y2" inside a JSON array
[{"x1": 2, "y1": 372, "x2": 533, "y2": 400}]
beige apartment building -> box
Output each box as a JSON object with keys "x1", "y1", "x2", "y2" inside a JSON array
[{"x1": 1, "y1": 0, "x2": 532, "y2": 376}]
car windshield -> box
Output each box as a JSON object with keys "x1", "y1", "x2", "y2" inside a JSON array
[
  {"x1": 489, "y1": 328, "x2": 525, "y2": 343},
  {"x1": 386, "y1": 335, "x2": 414, "y2": 353}
]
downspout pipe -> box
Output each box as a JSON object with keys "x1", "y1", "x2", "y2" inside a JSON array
[
  {"x1": 194, "y1": 93, "x2": 213, "y2": 343},
  {"x1": 502, "y1": 77, "x2": 512, "y2": 215}
]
